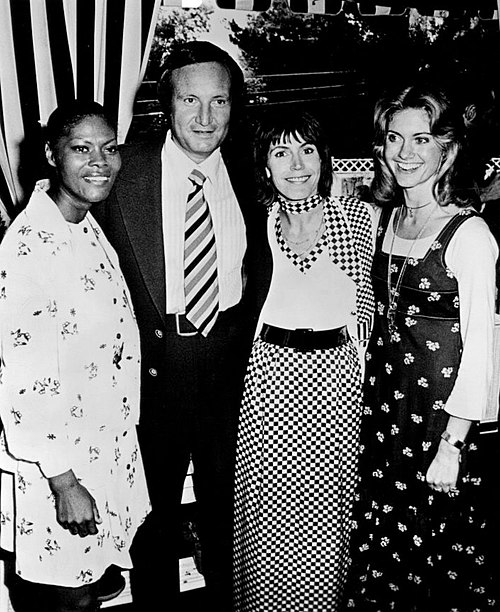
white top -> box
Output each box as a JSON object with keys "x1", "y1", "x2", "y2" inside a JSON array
[
  {"x1": 258, "y1": 208, "x2": 357, "y2": 334},
  {"x1": 383, "y1": 211, "x2": 498, "y2": 421},
  {"x1": 161, "y1": 131, "x2": 247, "y2": 314}
]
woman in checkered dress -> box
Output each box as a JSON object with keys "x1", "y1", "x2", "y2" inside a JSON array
[
  {"x1": 344, "y1": 85, "x2": 498, "y2": 611},
  {"x1": 232, "y1": 111, "x2": 375, "y2": 612}
]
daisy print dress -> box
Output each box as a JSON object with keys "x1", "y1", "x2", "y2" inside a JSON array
[
  {"x1": 0, "y1": 189, "x2": 151, "y2": 588},
  {"x1": 345, "y1": 207, "x2": 498, "y2": 612}
]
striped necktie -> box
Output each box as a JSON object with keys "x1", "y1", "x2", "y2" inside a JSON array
[{"x1": 184, "y1": 169, "x2": 219, "y2": 336}]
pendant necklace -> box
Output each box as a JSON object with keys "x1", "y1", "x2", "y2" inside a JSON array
[
  {"x1": 386, "y1": 204, "x2": 437, "y2": 335},
  {"x1": 286, "y1": 218, "x2": 325, "y2": 257},
  {"x1": 405, "y1": 200, "x2": 433, "y2": 218}
]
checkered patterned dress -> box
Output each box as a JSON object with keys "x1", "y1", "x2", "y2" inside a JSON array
[{"x1": 233, "y1": 197, "x2": 374, "y2": 612}]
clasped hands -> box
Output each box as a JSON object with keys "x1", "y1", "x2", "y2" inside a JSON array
[{"x1": 49, "y1": 469, "x2": 102, "y2": 537}]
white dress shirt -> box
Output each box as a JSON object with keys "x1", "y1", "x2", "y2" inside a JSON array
[{"x1": 161, "y1": 131, "x2": 247, "y2": 314}]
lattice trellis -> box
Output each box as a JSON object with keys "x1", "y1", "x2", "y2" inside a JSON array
[
  {"x1": 487, "y1": 158, "x2": 500, "y2": 172},
  {"x1": 333, "y1": 157, "x2": 500, "y2": 174},
  {"x1": 331, "y1": 158, "x2": 374, "y2": 173}
]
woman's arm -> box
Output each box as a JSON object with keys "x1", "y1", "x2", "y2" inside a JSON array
[
  {"x1": 442, "y1": 216, "x2": 498, "y2": 421},
  {"x1": 426, "y1": 415, "x2": 471, "y2": 493},
  {"x1": 426, "y1": 216, "x2": 498, "y2": 493},
  {"x1": 0, "y1": 272, "x2": 74, "y2": 478}
]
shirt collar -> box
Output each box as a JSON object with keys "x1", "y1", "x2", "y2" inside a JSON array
[{"x1": 163, "y1": 130, "x2": 222, "y2": 186}]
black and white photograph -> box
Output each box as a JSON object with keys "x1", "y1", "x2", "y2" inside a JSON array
[{"x1": 0, "y1": 1, "x2": 499, "y2": 610}]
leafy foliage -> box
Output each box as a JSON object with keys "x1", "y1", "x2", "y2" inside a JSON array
[
  {"x1": 145, "y1": 7, "x2": 213, "y2": 80},
  {"x1": 228, "y1": 3, "x2": 499, "y2": 92},
  {"x1": 227, "y1": 0, "x2": 378, "y2": 76}
]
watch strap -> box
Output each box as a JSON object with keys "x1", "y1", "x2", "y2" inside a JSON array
[{"x1": 441, "y1": 430, "x2": 466, "y2": 451}]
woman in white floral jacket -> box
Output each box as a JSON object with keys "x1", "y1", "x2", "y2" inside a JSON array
[{"x1": 0, "y1": 101, "x2": 150, "y2": 612}]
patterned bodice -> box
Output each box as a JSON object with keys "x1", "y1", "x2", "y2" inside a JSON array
[{"x1": 373, "y1": 207, "x2": 477, "y2": 333}]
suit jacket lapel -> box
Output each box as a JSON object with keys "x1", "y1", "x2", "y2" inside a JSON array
[{"x1": 116, "y1": 142, "x2": 167, "y2": 323}]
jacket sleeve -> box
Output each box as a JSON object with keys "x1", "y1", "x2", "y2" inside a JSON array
[
  {"x1": 444, "y1": 217, "x2": 499, "y2": 421},
  {"x1": 0, "y1": 271, "x2": 74, "y2": 478}
]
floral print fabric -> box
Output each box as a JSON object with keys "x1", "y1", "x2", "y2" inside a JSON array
[
  {"x1": 345, "y1": 208, "x2": 497, "y2": 611},
  {"x1": 0, "y1": 190, "x2": 150, "y2": 587}
]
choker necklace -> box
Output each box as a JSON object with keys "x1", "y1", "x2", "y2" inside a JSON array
[
  {"x1": 386, "y1": 204, "x2": 437, "y2": 335},
  {"x1": 405, "y1": 201, "x2": 433, "y2": 218},
  {"x1": 278, "y1": 193, "x2": 322, "y2": 215}
]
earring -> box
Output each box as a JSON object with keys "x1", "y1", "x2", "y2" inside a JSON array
[{"x1": 265, "y1": 168, "x2": 271, "y2": 179}]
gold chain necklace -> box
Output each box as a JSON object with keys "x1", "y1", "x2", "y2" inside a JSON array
[
  {"x1": 386, "y1": 204, "x2": 437, "y2": 335},
  {"x1": 284, "y1": 214, "x2": 325, "y2": 256},
  {"x1": 405, "y1": 200, "x2": 433, "y2": 218}
]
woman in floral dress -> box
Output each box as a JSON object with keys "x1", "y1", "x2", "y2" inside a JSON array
[
  {"x1": 344, "y1": 85, "x2": 498, "y2": 611},
  {"x1": 0, "y1": 101, "x2": 150, "y2": 611}
]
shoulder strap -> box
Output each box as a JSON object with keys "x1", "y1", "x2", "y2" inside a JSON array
[
  {"x1": 435, "y1": 209, "x2": 478, "y2": 249},
  {"x1": 375, "y1": 205, "x2": 394, "y2": 249}
]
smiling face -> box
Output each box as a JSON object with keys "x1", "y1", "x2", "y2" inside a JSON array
[
  {"x1": 384, "y1": 107, "x2": 443, "y2": 198},
  {"x1": 266, "y1": 133, "x2": 321, "y2": 201},
  {"x1": 46, "y1": 115, "x2": 121, "y2": 223},
  {"x1": 170, "y1": 61, "x2": 232, "y2": 163}
]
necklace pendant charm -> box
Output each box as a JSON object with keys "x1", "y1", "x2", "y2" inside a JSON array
[
  {"x1": 387, "y1": 301, "x2": 397, "y2": 335},
  {"x1": 386, "y1": 203, "x2": 435, "y2": 340}
]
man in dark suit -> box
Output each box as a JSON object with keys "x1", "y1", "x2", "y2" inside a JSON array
[{"x1": 93, "y1": 41, "x2": 267, "y2": 611}]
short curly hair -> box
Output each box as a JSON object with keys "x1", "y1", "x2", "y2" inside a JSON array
[{"x1": 45, "y1": 100, "x2": 117, "y2": 149}]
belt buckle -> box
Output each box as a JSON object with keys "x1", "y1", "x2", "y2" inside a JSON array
[
  {"x1": 175, "y1": 313, "x2": 198, "y2": 337},
  {"x1": 293, "y1": 327, "x2": 313, "y2": 352}
]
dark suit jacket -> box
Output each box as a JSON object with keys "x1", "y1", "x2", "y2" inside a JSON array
[{"x1": 92, "y1": 137, "x2": 271, "y2": 417}]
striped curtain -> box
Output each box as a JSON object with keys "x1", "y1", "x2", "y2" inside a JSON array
[{"x1": 0, "y1": 0, "x2": 161, "y2": 225}]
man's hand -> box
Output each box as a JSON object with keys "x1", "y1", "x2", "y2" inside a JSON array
[{"x1": 49, "y1": 470, "x2": 102, "y2": 537}]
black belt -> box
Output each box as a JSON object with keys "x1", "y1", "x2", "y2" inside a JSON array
[
  {"x1": 165, "y1": 313, "x2": 198, "y2": 336},
  {"x1": 260, "y1": 324, "x2": 348, "y2": 351},
  {"x1": 165, "y1": 304, "x2": 244, "y2": 336}
]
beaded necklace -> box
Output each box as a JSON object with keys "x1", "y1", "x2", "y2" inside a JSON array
[{"x1": 386, "y1": 204, "x2": 437, "y2": 335}]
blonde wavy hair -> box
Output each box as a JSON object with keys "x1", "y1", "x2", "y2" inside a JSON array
[{"x1": 372, "y1": 85, "x2": 470, "y2": 208}]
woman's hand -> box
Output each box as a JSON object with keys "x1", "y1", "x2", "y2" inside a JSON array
[
  {"x1": 426, "y1": 439, "x2": 461, "y2": 494},
  {"x1": 49, "y1": 470, "x2": 102, "y2": 537}
]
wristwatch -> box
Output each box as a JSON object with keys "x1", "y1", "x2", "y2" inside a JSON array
[{"x1": 440, "y1": 430, "x2": 466, "y2": 451}]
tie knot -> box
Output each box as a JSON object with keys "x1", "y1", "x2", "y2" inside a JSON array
[{"x1": 189, "y1": 168, "x2": 206, "y2": 188}]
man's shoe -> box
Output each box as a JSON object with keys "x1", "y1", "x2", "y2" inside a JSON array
[{"x1": 97, "y1": 566, "x2": 126, "y2": 603}]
